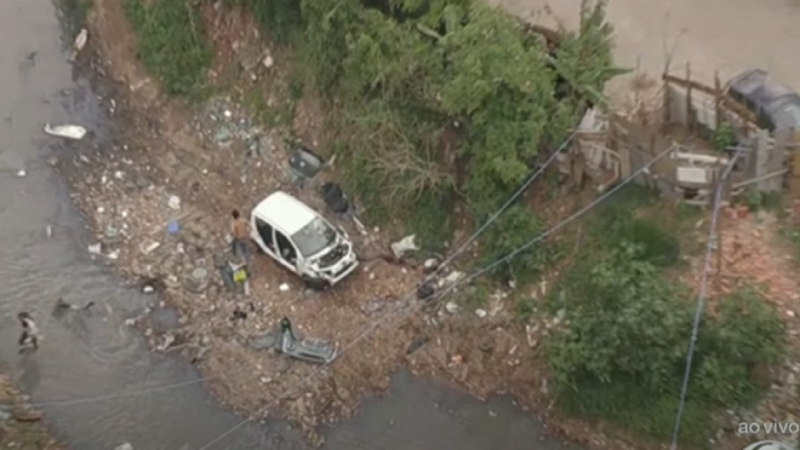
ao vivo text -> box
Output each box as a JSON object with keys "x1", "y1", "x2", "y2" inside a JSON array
[{"x1": 739, "y1": 421, "x2": 800, "y2": 435}]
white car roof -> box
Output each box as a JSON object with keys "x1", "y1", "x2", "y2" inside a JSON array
[{"x1": 252, "y1": 191, "x2": 319, "y2": 236}]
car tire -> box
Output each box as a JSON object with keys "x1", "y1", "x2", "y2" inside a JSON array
[{"x1": 302, "y1": 276, "x2": 328, "y2": 291}]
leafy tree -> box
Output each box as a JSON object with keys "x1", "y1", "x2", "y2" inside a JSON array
[{"x1": 242, "y1": 0, "x2": 620, "y2": 266}]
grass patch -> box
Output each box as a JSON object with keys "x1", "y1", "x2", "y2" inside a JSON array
[
  {"x1": 241, "y1": 86, "x2": 295, "y2": 128},
  {"x1": 586, "y1": 184, "x2": 700, "y2": 267},
  {"x1": 403, "y1": 189, "x2": 457, "y2": 254},
  {"x1": 122, "y1": 0, "x2": 212, "y2": 99},
  {"x1": 556, "y1": 377, "x2": 711, "y2": 446}
]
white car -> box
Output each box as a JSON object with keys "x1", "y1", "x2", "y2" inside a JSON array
[{"x1": 250, "y1": 191, "x2": 359, "y2": 288}]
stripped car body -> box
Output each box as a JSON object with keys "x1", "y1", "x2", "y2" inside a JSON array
[
  {"x1": 250, "y1": 191, "x2": 359, "y2": 287},
  {"x1": 727, "y1": 69, "x2": 800, "y2": 131}
]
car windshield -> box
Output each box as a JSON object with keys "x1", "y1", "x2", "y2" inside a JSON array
[{"x1": 290, "y1": 217, "x2": 338, "y2": 257}]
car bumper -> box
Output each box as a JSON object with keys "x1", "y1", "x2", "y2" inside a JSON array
[{"x1": 321, "y1": 256, "x2": 359, "y2": 285}]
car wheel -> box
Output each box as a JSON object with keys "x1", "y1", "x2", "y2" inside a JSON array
[{"x1": 302, "y1": 276, "x2": 328, "y2": 291}]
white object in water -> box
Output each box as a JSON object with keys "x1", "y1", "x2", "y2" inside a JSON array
[
  {"x1": 88, "y1": 243, "x2": 102, "y2": 255},
  {"x1": 114, "y1": 443, "x2": 133, "y2": 450},
  {"x1": 44, "y1": 124, "x2": 87, "y2": 140},
  {"x1": 16, "y1": 169, "x2": 26, "y2": 177}
]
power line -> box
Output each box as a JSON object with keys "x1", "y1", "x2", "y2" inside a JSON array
[
  {"x1": 669, "y1": 147, "x2": 744, "y2": 450},
  {"x1": 192, "y1": 143, "x2": 677, "y2": 450},
  {"x1": 24, "y1": 376, "x2": 217, "y2": 408}
]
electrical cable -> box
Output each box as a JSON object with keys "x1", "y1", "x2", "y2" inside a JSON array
[
  {"x1": 192, "y1": 143, "x2": 677, "y2": 450},
  {"x1": 23, "y1": 376, "x2": 217, "y2": 408},
  {"x1": 668, "y1": 147, "x2": 744, "y2": 450}
]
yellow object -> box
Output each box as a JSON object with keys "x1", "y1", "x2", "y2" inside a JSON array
[{"x1": 233, "y1": 269, "x2": 247, "y2": 283}]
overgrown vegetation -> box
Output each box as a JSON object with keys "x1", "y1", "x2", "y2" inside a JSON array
[
  {"x1": 253, "y1": 0, "x2": 620, "y2": 262},
  {"x1": 122, "y1": 0, "x2": 622, "y2": 270},
  {"x1": 123, "y1": 0, "x2": 212, "y2": 99},
  {"x1": 546, "y1": 190, "x2": 786, "y2": 445}
]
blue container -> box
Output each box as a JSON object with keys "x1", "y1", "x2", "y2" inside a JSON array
[{"x1": 166, "y1": 220, "x2": 180, "y2": 235}]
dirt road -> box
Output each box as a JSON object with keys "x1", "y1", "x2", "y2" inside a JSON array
[{"x1": 492, "y1": 0, "x2": 800, "y2": 102}]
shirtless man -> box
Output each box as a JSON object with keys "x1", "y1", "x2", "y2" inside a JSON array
[
  {"x1": 17, "y1": 312, "x2": 40, "y2": 352},
  {"x1": 230, "y1": 209, "x2": 251, "y2": 260}
]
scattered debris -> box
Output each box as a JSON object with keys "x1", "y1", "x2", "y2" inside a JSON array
[
  {"x1": 44, "y1": 123, "x2": 86, "y2": 140},
  {"x1": 87, "y1": 243, "x2": 102, "y2": 255},
  {"x1": 273, "y1": 317, "x2": 337, "y2": 364},
  {"x1": 279, "y1": 283, "x2": 290, "y2": 292},
  {"x1": 440, "y1": 271, "x2": 465, "y2": 287},
  {"x1": 422, "y1": 258, "x2": 440, "y2": 274},
  {"x1": 475, "y1": 309, "x2": 487, "y2": 318},
  {"x1": 391, "y1": 234, "x2": 418, "y2": 259},
  {"x1": 167, "y1": 195, "x2": 181, "y2": 210},
  {"x1": 320, "y1": 182, "x2": 349, "y2": 214},
  {"x1": 416, "y1": 282, "x2": 435, "y2": 301},
  {"x1": 289, "y1": 146, "x2": 325, "y2": 185},
  {"x1": 362, "y1": 297, "x2": 384, "y2": 315},
  {"x1": 70, "y1": 28, "x2": 88, "y2": 60}
]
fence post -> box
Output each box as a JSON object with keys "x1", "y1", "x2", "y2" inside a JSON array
[
  {"x1": 714, "y1": 72, "x2": 722, "y2": 130},
  {"x1": 685, "y1": 63, "x2": 693, "y2": 134}
]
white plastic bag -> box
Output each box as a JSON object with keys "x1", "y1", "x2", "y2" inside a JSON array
[{"x1": 44, "y1": 124, "x2": 87, "y2": 140}]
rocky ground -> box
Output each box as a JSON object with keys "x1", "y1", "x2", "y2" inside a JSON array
[
  {"x1": 0, "y1": 374, "x2": 63, "y2": 450},
  {"x1": 53, "y1": 0, "x2": 800, "y2": 449}
]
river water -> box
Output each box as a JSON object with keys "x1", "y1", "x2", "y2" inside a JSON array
[{"x1": 0, "y1": 2, "x2": 583, "y2": 450}]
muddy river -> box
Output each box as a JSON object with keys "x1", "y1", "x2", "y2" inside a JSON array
[{"x1": 0, "y1": 1, "x2": 583, "y2": 450}]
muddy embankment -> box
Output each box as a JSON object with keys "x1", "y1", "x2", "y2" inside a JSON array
[{"x1": 0, "y1": 375, "x2": 64, "y2": 450}]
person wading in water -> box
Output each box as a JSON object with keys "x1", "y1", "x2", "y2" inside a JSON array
[{"x1": 17, "y1": 312, "x2": 40, "y2": 353}]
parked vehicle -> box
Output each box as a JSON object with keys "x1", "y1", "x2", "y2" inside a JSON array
[
  {"x1": 249, "y1": 191, "x2": 359, "y2": 289},
  {"x1": 727, "y1": 69, "x2": 800, "y2": 131}
]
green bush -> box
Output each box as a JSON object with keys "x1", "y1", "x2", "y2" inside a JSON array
[
  {"x1": 590, "y1": 186, "x2": 680, "y2": 267},
  {"x1": 477, "y1": 205, "x2": 551, "y2": 284},
  {"x1": 229, "y1": 0, "x2": 303, "y2": 44},
  {"x1": 546, "y1": 243, "x2": 785, "y2": 445},
  {"x1": 123, "y1": 0, "x2": 212, "y2": 98}
]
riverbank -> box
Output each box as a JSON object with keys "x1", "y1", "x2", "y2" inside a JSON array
[
  {"x1": 60, "y1": 1, "x2": 800, "y2": 450},
  {"x1": 65, "y1": 0, "x2": 609, "y2": 447},
  {"x1": 0, "y1": 374, "x2": 63, "y2": 450}
]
